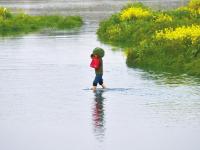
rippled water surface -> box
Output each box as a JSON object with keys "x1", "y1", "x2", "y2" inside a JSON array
[{"x1": 0, "y1": 0, "x2": 200, "y2": 150}]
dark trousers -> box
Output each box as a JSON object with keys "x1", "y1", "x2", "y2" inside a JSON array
[{"x1": 93, "y1": 74, "x2": 103, "y2": 86}]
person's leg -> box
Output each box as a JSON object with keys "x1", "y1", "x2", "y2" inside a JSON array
[
  {"x1": 92, "y1": 75, "x2": 99, "y2": 91},
  {"x1": 101, "y1": 84, "x2": 106, "y2": 89},
  {"x1": 91, "y1": 86, "x2": 97, "y2": 91},
  {"x1": 99, "y1": 75, "x2": 106, "y2": 89}
]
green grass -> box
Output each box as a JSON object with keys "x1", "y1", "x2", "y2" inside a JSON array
[
  {"x1": 97, "y1": 1, "x2": 200, "y2": 77},
  {"x1": 0, "y1": 7, "x2": 83, "y2": 36}
]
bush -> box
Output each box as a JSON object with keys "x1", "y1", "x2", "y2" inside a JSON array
[
  {"x1": 188, "y1": 0, "x2": 200, "y2": 10},
  {"x1": 0, "y1": 7, "x2": 83, "y2": 36},
  {"x1": 97, "y1": 1, "x2": 200, "y2": 77},
  {"x1": 0, "y1": 7, "x2": 12, "y2": 19}
]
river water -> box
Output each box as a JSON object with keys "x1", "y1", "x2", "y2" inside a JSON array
[{"x1": 0, "y1": 0, "x2": 200, "y2": 150}]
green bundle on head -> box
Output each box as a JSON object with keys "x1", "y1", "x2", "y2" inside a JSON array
[{"x1": 92, "y1": 47, "x2": 105, "y2": 58}]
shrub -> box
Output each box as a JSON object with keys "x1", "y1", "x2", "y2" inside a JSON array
[
  {"x1": 97, "y1": 1, "x2": 200, "y2": 76},
  {"x1": 0, "y1": 7, "x2": 83, "y2": 36},
  {"x1": 188, "y1": 0, "x2": 200, "y2": 10},
  {"x1": 0, "y1": 7, "x2": 12, "y2": 19}
]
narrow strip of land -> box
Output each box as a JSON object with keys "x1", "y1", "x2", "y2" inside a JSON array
[{"x1": 0, "y1": 7, "x2": 83, "y2": 36}]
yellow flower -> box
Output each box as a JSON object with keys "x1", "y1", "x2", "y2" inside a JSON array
[
  {"x1": 155, "y1": 13, "x2": 173, "y2": 23},
  {"x1": 120, "y1": 7, "x2": 151, "y2": 21},
  {"x1": 3, "y1": 8, "x2": 7, "y2": 12},
  {"x1": 0, "y1": 7, "x2": 9, "y2": 17},
  {"x1": 188, "y1": 0, "x2": 200, "y2": 10},
  {"x1": 155, "y1": 25, "x2": 200, "y2": 44},
  {"x1": 177, "y1": 6, "x2": 200, "y2": 15}
]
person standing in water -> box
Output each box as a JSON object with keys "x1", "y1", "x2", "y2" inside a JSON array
[{"x1": 90, "y1": 47, "x2": 106, "y2": 91}]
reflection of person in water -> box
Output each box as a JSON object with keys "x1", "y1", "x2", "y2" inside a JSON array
[{"x1": 92, "y1": 90, "x2": 105, "y2": 142}]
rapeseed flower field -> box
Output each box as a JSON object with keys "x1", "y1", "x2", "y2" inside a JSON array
[
  {"x1": 120, "y1": 7, "x2": 151, "y2": 21},
  {"x1": 154, "y1": 14, "x2": 173, "y2": 23},
  {"x1": 97, "y1": 0, "x2": 200, "y2": 76},
  {"x1": 155, "y1": 25, "x2": 200, "y2": 44}
]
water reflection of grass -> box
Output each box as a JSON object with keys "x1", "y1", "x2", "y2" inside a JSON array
[
  {"x1": 97, "y1": 0, "x2": 200, "y2": 77},
  {"x1": 0, "y1": 7, "x2": 83, "y2": 36},
  {"x1": 140, "y1": 71, "x2": 200, "y2": 86}
]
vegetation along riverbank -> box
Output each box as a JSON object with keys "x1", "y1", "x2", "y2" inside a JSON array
[
  {"x1": 97, "y1": 0, "x2": 200, "y2": 76},
  {"x1": 0, "y1": 7, "x2": 83, "y2": 36}
]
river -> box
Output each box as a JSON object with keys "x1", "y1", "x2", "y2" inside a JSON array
[{"x1": 0, "y1": 0, "x2": 200, "y2": 150}]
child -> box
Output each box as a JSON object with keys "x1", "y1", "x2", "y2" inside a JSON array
[{"x1": 90, "y1": 47, "x2": 106, "y2": 91}]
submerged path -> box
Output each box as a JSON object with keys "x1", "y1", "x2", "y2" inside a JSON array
[{"x1": 0, "y1": 0, "x2": 200, "y2": 150}]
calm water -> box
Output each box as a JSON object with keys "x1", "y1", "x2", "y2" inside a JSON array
[{"x1": 0, "y1": 0, "x2": 200, "y2": 150}]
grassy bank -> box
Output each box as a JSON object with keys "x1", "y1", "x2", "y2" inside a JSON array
[
  {"x1": 97, "y1": 0, "x2": 200, "y2": 76},
  {"x1": 0, "y1": 7, "x2": 83, "y2": 36}
]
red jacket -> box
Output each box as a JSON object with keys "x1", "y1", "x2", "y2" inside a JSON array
[{"x1": 90, "y1": 57, "x2": 100, "y2": 69}]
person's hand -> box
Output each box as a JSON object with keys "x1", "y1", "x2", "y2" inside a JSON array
[{"x1": 90, "y1": 54, "x2": 94, "y2": 58}]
